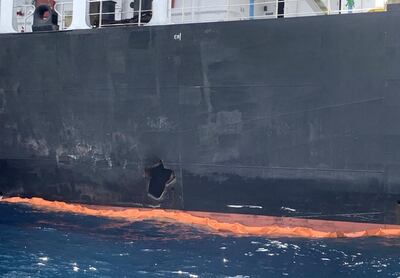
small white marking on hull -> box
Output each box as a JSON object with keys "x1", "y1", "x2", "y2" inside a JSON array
[
  {"x1": 227, "y1": 204, "x2": 263, "y2": 209},
  {"x1": 280, "y1": 207, "x2": 297, "y2": 212}
]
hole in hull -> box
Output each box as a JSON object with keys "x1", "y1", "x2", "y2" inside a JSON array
[{"x1": 146, "y1": 160, "x2": 175, "y2": 200}]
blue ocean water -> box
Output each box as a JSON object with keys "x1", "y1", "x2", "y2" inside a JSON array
[{"x1": 0, "y1": 203, "x2": 399, "y2": 278}]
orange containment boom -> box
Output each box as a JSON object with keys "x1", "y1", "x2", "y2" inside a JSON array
[{"x1": 2, "y1": 197, "x2": 400, "y2": 238}]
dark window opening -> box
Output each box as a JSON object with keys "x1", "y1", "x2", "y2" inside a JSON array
[
  {"x1": 278, "y1": 0, "x2": 285, "y2": 18},
  {"x1": 89, "y1": 1, "x2": 117, "y2": 27},
  {"x1": 129, "y1": 0, "x2": 153, "y2": 23},
  {"x1": 146, "y1": 160, "x2": 175, "y2": 200},
  {"x1": 90, "y1": 0, "x2": 153, "y2": 27}
]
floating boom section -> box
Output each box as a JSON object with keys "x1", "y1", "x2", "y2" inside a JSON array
[{"x1": 2, "y1": 197, "x2": 400, "y2": 238}]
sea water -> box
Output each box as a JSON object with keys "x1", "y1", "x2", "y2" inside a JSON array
[{"x1": 0, "y1": 203, "x2": 399, "y2": 278}]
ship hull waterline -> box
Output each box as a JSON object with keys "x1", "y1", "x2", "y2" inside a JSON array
[{"x1": 1, "y1": 10, "x2": 400, "y2": 225}]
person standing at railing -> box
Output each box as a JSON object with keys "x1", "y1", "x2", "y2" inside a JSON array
[{"x1": 346, "y1": 0, "x2": 355, "y2": 13}]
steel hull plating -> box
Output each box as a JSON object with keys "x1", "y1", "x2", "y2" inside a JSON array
[{"x1": 1, "y1": 11, "x2": 400, "y2": 224}]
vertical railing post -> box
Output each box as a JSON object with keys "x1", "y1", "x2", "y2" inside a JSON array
[
  {"x1": 23, "y1": 6, "x2": 26, "y2": 32},
  {"x1": 191, "y1": 0, "x2": 194, "y2": 22},
  {"x1": 99, "y1": 0, "x2": 103, "y2": 27},
  {"x1": 168, "y1": 0, "x2": 172, "y2": 23},
  {"x1": 328, "y1": 0, "x2": 331, "y2": 14},
  {"x1": 23, "y1": 6, "x2": 27, "y2": 32},
  {"x1": 138, "y1": 0, "x2": 142, "y2": 25},
  {"x1": 225, "y1": 0, "x2": 230, "y2": 21},
  {"x1": 61, "y1": 3, "x2": 65, "y2": 29},
  {"x1": 275, "y1": 0, "x2": 279, "y2": 17},
  {"x1": 181, "y1": 0, "x2": 185, "y2": 23}
]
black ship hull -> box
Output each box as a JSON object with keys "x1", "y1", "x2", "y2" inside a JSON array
[{"x1": 1, "y1": 10, "x2": 400, "y2": 225}]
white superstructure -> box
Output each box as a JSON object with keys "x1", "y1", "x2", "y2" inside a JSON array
[{"x1": 0, "y1": 0, "x2": 387, "y2": 33}]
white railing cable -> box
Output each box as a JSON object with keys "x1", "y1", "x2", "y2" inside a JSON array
[{"x1": 138, "y1": 0, "x2": 142, "y2": 26}]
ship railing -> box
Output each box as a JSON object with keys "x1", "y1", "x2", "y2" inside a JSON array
[
  {"x1": 169, "y1": 0, "x2": 278, "y2": 23},
  {"x1": 87, "y1": 0, "x2": 153, "y2": 28},
  {"x1": 168, "y1": 0, "x2": 385, "y2": 24},
  {"x1": 53, "y1": 0, "x2": 153, "y2": 29},
  {"x1": 13, "y1": 1, "x2": 73, "y2": 32},
  {"x1": 48, "y1": 0, "x2": 386, "y2": 31},
  {"x1": 54, "y1": 1, "x2": 73, "y2": 30},
  {"x1": 65, "y1": 0, "x2": 384, "y2": 28},
  {"x1": 5, "y1": 0, "x2": 387, "y2": 33}
]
